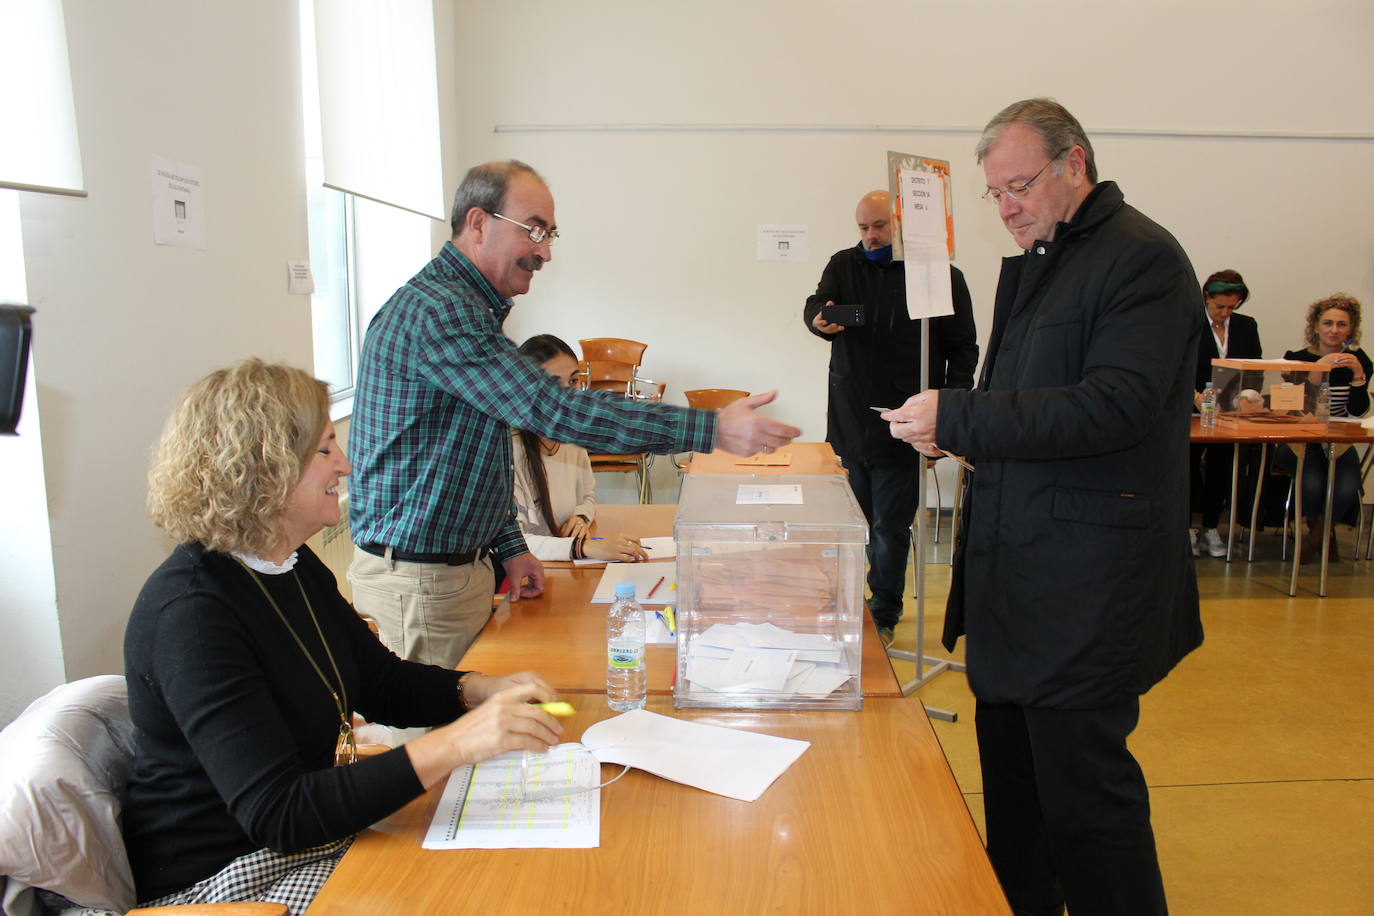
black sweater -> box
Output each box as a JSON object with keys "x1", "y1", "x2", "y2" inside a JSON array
[
  {"x1": 122, "y1": 543, "x2": 464, "y2": 901},
  {"x1": 1282, "y1": 346, "x2": 1372, "y2": 418}
]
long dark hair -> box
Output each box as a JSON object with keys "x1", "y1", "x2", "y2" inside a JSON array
[{"x1": 516, "y1": 334, "x2": 578, "y2": 534}]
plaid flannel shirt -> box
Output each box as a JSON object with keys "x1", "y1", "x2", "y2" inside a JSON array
[{"x1": 348, "y1": 242, "x2": 715, "y2": 559}]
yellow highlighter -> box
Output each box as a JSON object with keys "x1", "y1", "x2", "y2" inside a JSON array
[{"x1": 538, "y1": 701, "x2": 576, "y2": 717}]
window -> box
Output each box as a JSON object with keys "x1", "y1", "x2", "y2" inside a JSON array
[{"x1": 299, "y1": 0, "x2": 437, "y2": 414}]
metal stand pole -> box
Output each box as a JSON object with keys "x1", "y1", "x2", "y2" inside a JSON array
[{"x1": 886, "y1": 316, "x2": 965, "y2": 721}]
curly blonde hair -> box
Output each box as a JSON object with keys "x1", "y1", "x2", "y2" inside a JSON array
[
  {"x1": 148, "y1": 360, "x2": 330, "y2": 556},
  {"x1": 1303, "y1": 293, "x2": 1363, "y2": 350}
]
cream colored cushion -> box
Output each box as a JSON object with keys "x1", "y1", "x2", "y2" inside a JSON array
[{"x1": 0, "y1": 676, "x2": 136, "y2": 913}]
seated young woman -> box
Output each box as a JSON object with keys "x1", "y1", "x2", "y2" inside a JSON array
[
  {"x1": 122, "y1": 359, "x2": 563, "y2": 914},
  {"x1": 511, "y1": 334, "x2": 648, "y2": 563}
]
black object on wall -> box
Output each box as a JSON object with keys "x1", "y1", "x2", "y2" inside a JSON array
[{"x1": 0, "y1": 304, "x2": 35, "y2": 435}]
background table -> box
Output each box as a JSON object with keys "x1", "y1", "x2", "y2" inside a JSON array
[
  {"x1": 306, "y1": 697, "x2": 1008, "y2": 915},
  {"x1": 1191, "y1": 417, "x2": 1374, "y2": 594},
  {"x1": 470, "y1": 504, "x2": 900, "y2": 697}
]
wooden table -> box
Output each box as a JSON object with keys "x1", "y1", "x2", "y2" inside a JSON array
[
  {"x1": 686, "y1": 441, "x2": 844, "y2": 476},
  {"x1": 1191, "y1": 417, "x2": 1374, "y2": 594},
  {"x1": 469, "y1": 504, "x2": 900, "y2": 697},
  {"x1": 306, "y1": 696, "x2": 1008, "y2": 915}
]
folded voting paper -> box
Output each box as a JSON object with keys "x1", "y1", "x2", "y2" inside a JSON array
[
  {"x1": 581, "y1": 709, "x2": 809, "y2": 802},
  {"x1": 685, "y1": 622, "x2": 850, "y2": 698}
]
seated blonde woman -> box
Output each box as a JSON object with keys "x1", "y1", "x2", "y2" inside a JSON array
[
  {"x1": 122, "y1": 359, "x2": 563, "y2": 914},
  {"x1": 511, "y1": 335, "x2": 647, "y2": 563}
]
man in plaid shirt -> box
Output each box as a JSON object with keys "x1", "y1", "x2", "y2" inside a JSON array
[{"x1": 348, "y1": 160, "x2": 799, "y2": 668}]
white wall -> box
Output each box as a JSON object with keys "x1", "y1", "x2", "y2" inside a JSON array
[
  {"x1": 5, "y1": 0, "x2": 1372, "y2": 714},
  {"x1": 11, "y1": 0, "x2": 314, "y2": 702},
  {"x1": 454, "y1": 0, "x2": 1374, "y2": 449}
]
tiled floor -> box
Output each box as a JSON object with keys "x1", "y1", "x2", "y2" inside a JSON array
[{"x1": 889, "y1": 526, "x2": 1374, "y2": 915}]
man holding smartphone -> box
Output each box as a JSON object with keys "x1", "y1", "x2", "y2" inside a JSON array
[{"x1": 803, "y1": 190, "x2": 978, "y2": 645}]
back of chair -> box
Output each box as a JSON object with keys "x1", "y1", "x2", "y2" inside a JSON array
[
  {"x1": 578, "y1": 338, "x2": 646, "y2": 367},
  {"x1": 579, "y1": 359, "x2": 638, "y2": 396},
  {"x1": 0, "y1": 676, "x2": 137, "y2": 914},
  {"x1": 685, "y1": 389, "x2": 749, "y2": 410}
]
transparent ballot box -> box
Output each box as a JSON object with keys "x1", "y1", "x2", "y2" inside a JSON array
[
  {"x1": 1211, "y1": 357, "x2": 1333, "y2": 432},
  {"x1": 672, "y1": 474, "x2": 867, "y2": 711}
]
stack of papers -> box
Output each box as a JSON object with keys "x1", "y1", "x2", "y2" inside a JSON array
[
  {"x1": 422, "y1": 746, "x2": 600, "y2": 849},
  {"x1": 423, "y1": 710, "x2": 812, "y2": 848},
  {"x1": 683, "y1": 622, "x2": 852, "y2": 697}
]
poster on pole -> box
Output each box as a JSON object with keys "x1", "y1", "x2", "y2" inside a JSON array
[
  {"x1": 886, "y1": 152, "x2": 954, "y2": 262},
  {"x1": 889, "y1": 152, "x2": 953, "y2": 320}
]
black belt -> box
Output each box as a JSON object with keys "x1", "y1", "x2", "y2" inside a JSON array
[{"x1": 359, "y1": 543, "x2": 486, "y2": 566}]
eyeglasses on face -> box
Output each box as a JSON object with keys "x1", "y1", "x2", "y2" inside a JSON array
[
  {"x1": 489, "y1": 211, "x2": 559, "y2": 244},
  {"x1": 981, "y1": 147, "x2": 1071, "y2": 204}
]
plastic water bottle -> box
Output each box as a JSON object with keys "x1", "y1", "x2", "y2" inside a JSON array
[
  {"x1": 1200, "y1": 381, "x2": 1218, "y2": 429},
  {"x1": 1315, "y1": 381, "x2": 1331, "y2": 422},
  {"x1": 606, "y1": 581, "x2": 647, "y2": 711}
]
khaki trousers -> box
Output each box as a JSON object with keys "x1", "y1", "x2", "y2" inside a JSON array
[{"x1": 347, "y1": 546, "x2": 495, "y2": 669}]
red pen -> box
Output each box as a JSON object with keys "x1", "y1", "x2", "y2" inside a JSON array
[{"x1": 646, "y1": 576, "x2": 665, "y2": 599}]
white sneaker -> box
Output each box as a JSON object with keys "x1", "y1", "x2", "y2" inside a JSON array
[
  {"x1": 1190, "y1": 528, "x2": 1199, "y2": 557},
  {"x1": 1201, "y1": 527, "x2": 1226, "y2": 558}
]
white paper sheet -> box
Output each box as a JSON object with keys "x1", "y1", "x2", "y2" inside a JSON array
[
  {"x1": 898, "y1": 168, "x2": 954, "y2": 321},
  {"x1": 591, "y1": 562, "x2": 676, "y2": 605},
  {"x1": 581, "y1": 709, "x2": 809, "y2": 802},
  {"x1": 736, "y1": 483, "x2": 803, "y2": 505},
  {"x1": 423, "y1": 746, "x2": 600, "y2": 849}
]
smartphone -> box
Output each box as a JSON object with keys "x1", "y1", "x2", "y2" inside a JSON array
[{"x1": 821, "y1": 304, "x2": 865, "y2": 326}]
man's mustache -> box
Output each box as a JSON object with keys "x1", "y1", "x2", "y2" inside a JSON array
[{"x1": 517, "y1": 255, "x2": 545, "y2": 272}]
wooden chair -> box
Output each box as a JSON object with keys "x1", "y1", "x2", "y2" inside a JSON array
[
  {"x1": 675, "y1": 390, "x2": 750, "y2": 472},
  {"x1": 578, "y1": 349, "x2": 664, "y2": 503},
  {"x1": 0, "y1": 676, "x2": 287, "y2": 916},
  {"x1": 579, "y1": 337, "x2": 646, "y2": 366},
  {"x1": 684, "y1": 388, "x2": 749, "y2": 410}
]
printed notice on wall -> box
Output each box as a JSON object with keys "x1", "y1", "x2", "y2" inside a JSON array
[
  {"x1": 152, "y1": 156, "x2": 206, "y2": 250},
  {"x1": 897, "y1": 167, "x2": 953, "y2": 320},
  {"x1": 756, "y1": 225, "x2": 809, "y2": 262}
]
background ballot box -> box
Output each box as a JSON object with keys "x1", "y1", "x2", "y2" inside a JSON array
[
  {"x1": 1211, "y1": 357, "x2": 1334, "y2": 432},
  {"x1": 672, "y1": 474, "x2": 867, "y2": 711}
]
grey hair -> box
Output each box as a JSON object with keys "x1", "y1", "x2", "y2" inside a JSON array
[
  {"x1": 449, "y1": 160, "x2": 544, "y2": 236},
  {"x1": 975, "y1": 98, "x2": 1098, "y2": 184}
]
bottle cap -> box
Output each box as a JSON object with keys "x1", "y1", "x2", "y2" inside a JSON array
[{"x1": 614, "y1": 581, "x2": 636, "y2": 599}]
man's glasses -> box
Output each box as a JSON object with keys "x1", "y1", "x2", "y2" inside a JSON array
[
  {"x1": 490, "y1": 211, "x2": 559, "y2": 244},
  {"x1": 981, "y1": 147, "x2": 1070, "y2": 204}
]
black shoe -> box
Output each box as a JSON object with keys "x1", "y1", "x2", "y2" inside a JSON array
[{"x1": 877, "y1": 627, "x2": 895, "y2": 647}]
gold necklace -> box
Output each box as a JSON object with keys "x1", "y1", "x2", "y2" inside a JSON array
[{"x1": 240, "y1": 562, "x2": 357, "y2": 766}]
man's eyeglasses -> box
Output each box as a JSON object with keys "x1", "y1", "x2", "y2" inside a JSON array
[
  {"x1": 981, "y1": 148, "x2": 1070, "y2": 204},
  {"x1": 490, "y1": 211, "x2": 559, "y2": 244}
]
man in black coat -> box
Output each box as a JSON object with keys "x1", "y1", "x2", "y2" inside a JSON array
[
  {"x1": 885, "y1": 99, "x2": 1203, "y2": 916},
  {"x1": 803, "y1": 190, "x2": 978, "y2": 643}
]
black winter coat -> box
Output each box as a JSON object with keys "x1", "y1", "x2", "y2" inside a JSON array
[
  {"x1": 937, "y1": 182, "x2": 1204, "y2": 708},
  {"x1": 804, "y1": 246, "x2": 978, "y2": 465}
]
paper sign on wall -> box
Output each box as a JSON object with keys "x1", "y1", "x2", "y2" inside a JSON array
[
  {"x1": 756, "y1": 225, "x2": 809, "y2": 262},
  {"x1": 151, "y1": 156, "x2": 206, "y2": 250}
]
